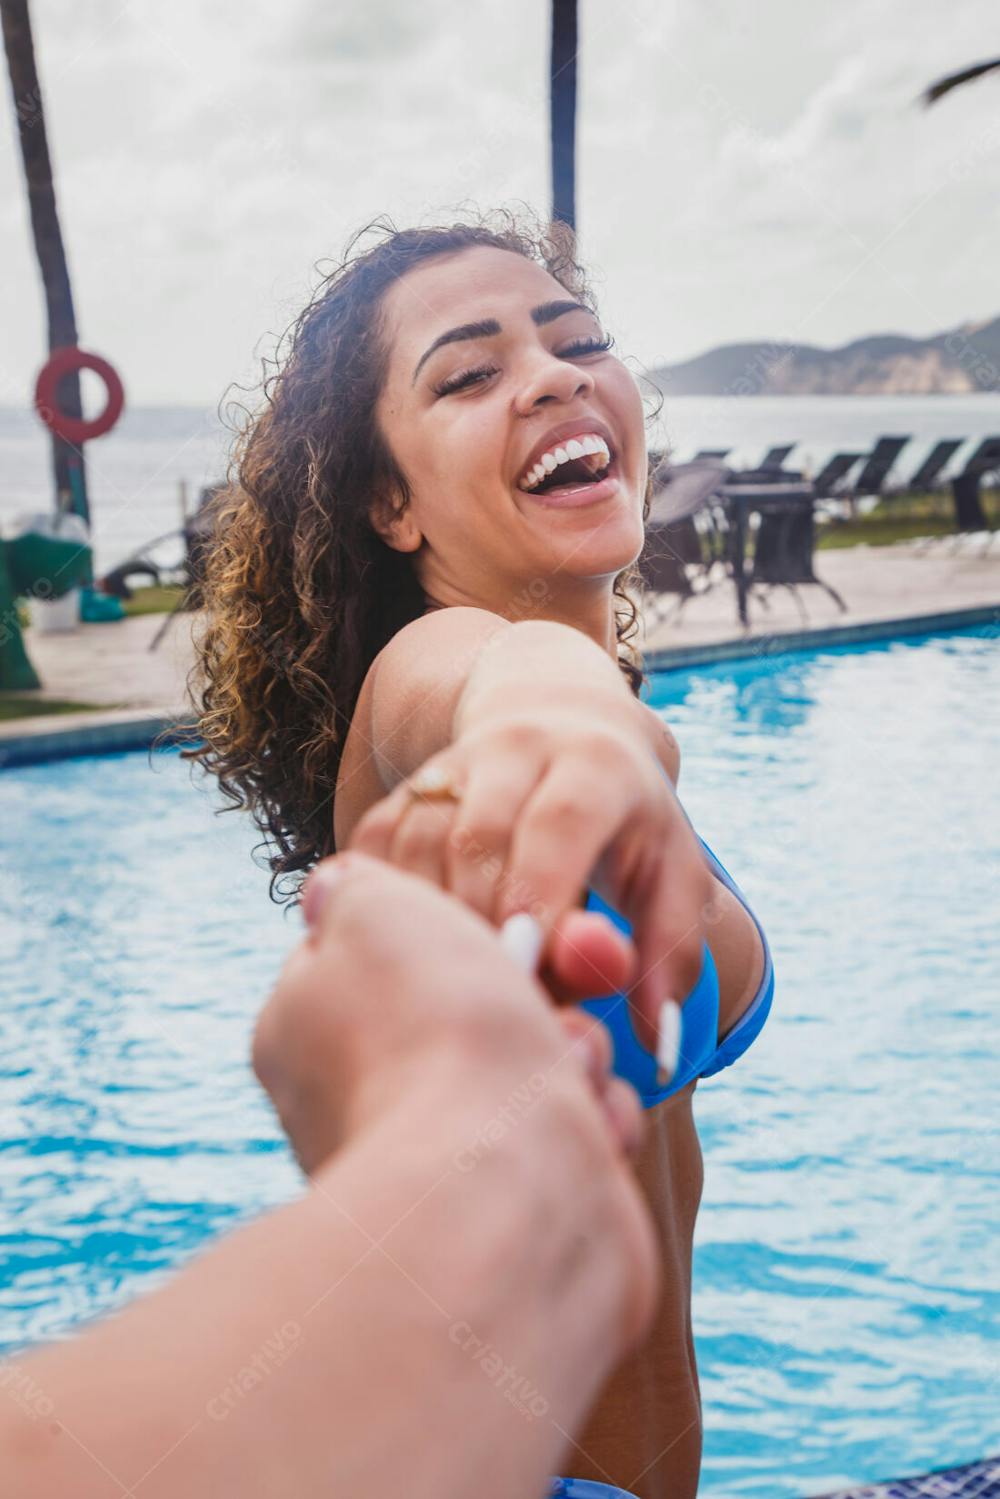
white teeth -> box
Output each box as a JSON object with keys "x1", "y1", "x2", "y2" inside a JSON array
[{"x1": 519, "y1": 433, "x2": 613, "y2": 491}]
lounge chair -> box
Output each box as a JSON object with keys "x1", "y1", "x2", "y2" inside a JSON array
[
  {"x1": 812, "y1": 451, "x2": 863, "y2": 495},
  {"x1": 960, "y1": 435, "x2": 1000, "y2": 477},
  {"x1": 899, "y1": 438, "x2": 963, "y2": 493},
  {"x1": 760, "y1": 444, "x2": 795, "y2": 470},
  {"x1": 693, "y1": 447, "x2": 731, "y2": 461},
  {"x1": 843, "y1": 436, "x2": 911, "y2": 516},
  {"x1": 851, "y1": 436, "x2": 911, "y2": 497},
  {"x1": 810, "y1": 452, "x2": 864, "y2": 521}
]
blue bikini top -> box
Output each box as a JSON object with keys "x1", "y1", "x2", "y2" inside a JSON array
[{"x1": 580, "y1": 834, "x2": 774, "y2": 1108}]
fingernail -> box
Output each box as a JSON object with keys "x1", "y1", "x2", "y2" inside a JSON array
[
  {"x1": 301, "y1": 858, "x2": 350, "y2": 930},
  {"x1": 656, "y1": 998, "x2": 681, "y2": 1084},
  {"x1": 499, "y1": 912, "x2": 545, "y2": 973}
]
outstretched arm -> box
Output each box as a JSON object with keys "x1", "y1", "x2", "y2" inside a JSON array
[
  {"x1": 1, "y1": 857, "x2": 656, "y2": 1499},
  {"x1": 342, "y1": 607, "x2": 714, "y2": 1053}
]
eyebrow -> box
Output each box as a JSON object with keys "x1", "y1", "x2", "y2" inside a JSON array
[{"x1": 411, "y1": 299, "x2": 594, "y2": 385}]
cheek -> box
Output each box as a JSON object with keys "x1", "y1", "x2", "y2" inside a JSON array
[
  {"x1": 425, "y1": 415, "x2": 509, "y2": 512},
  {"x1": 609, "y1": 366, "x2": 646, "y2": 445}
]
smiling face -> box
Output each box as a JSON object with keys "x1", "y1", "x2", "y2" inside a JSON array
[{"x1": 372, "y1": 245, "x2": 648, "y2": 618}]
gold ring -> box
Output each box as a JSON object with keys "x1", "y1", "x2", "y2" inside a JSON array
[{"x1": 405, "y1": 764, "x2": 463, "y2": 803}]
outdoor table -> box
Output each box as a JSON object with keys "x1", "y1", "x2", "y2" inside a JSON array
[
  {"x1": 717, "y1": 480, "x2": 816, "y2": 627},
  {"x1": 647, "y1": 459, "x2": 728, "y2": 527}
]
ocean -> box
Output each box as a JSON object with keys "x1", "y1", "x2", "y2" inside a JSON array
[{"x1": 1, "y1": 394, "x2": 997, "y2": 574}]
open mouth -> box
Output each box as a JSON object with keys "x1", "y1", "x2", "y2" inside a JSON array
[{"x1": 517, "y1": 434, "x2": 615, "y2": 497}]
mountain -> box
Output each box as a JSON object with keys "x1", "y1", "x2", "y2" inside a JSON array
[{"x1": 650, "y1": 316, "x2": 1000, "y2": 396}]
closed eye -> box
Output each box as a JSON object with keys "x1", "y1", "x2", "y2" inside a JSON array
[{"x1": 432, "y1": 333, "x2": 615, "y2": 397}]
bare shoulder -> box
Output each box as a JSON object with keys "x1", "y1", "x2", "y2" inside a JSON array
[
  {"x1": 333, "y1": 607, "x2": 508, "y2": 849},
  {"x1": 367, "y1": 606, "x2": 510, "y2": 728},
  {"x1": 638, "y1": 700, "x2": 681, "y2": 786}
]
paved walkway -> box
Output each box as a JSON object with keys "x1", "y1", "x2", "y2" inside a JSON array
[
  {"x1": 21, "y1": 607, "x2": 198, "y2": 715},
  {"x1": 3, "y1": 535, "x2": 998, "y2": 742},
  {"x1": 640, "y1": 530, "x2": 1000, "y2": 655}
]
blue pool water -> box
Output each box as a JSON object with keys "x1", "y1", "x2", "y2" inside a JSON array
[{"x1": 1, "y1": 622, "x2": 998, "y2": 1496}]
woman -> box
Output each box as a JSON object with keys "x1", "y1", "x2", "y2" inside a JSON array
[{"x1": 190, "y1": 210, "x2": 774, "y2": 1499}]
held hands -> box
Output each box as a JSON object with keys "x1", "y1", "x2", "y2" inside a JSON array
[
  {"x1": 253, "y1": 853, "x2": 659, "y2": 1392},
  {"x1": 350, "y1": 691, "x2": 718, "y2": 1061},
  {"x1": 253, "y1": 852, "x2": 645, "y2": 1177}
]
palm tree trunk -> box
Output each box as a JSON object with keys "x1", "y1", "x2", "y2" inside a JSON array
[
  {"x1": 550, "y1": 0, "x2": 578, "y2": 235},
  {"x1": 1, "y1": 0, "x2": 90, "y2": 531}
]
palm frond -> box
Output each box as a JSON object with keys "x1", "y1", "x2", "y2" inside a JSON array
[{"x1": 922, "y1": 57, "x2": 1000, "y2": 107}]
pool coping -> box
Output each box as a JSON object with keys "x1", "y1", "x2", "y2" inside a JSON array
[
  {"x1": 1, "y1": 602, "x2": 997, "y2": 766},
  {"x1": 643, "y1": 601, "x2": 998, "y2": 672},
  {"x1": 0, "y1": 708, "x2": 192, "y2": 769}
]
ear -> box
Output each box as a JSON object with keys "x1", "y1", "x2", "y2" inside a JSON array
[{"x1": 369, "y1": 493, "x2": 422, "y2": 554}]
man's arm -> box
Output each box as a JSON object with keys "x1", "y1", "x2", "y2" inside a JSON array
[
  {"x1": 1, "y1": 1086, "x2": 632, "y2": 1499},
  {"x1": 2, "y1": 856, "x2": 658, "y2": 1499}
]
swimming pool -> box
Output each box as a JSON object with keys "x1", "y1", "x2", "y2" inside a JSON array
[{"x1": 1, "y1": 622, "x2": 997, "y2": 1496}]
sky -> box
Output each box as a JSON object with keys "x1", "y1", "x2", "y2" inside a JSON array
[{"x1": 2, "y1": 0, "x2": 999, "y2": 405}]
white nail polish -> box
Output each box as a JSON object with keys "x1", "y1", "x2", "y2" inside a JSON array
[
  {"x1": 656, "y1": 999, "x2": 681, "y2": 1080},
  {"x1": 500, "y1": 912, "x2": 544, "y2": 974}
]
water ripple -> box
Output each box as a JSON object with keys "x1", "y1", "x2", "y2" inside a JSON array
[{"x1": 1, "y1": 625, "x2": 998, "y2": 1493}]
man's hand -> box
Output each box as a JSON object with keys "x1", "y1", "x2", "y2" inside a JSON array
[
  {"x1": 254, "y1": 852, "x2": 643, "y2": 1176},
  {"x1": 1, "y1": 855, "x2": 659, "y2": 1499}
]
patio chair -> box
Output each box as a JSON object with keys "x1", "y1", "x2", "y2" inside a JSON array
[
  {"x1": 759, "y1": 444, "x2": 795, "y2": 470},
  {"x1": 748, "y1": 496, "x2": 848, "y2": 624},
  {"x1": 950, "y1": 435, "x2": 1000, "y2": 531},
  {"x1": 101, "y1": 553, "x2": 163, "y2": 599},
  {"x1": 639, "y1": 460, "x2": 727, "y2": 626},
  {"x1": 148, "y1": 484, "x2": 225, "y2": 650},
  {"x1": 637, "y1": 524, "x2": 699, "y2": 627}
]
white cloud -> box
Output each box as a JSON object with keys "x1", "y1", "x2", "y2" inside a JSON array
[{"x1": 0, "y1": 0, "x2": 998, "y2": 402}]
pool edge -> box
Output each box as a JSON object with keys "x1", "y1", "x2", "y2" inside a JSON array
[
  {"x1": 2, "y1": 602, "x2": 998, "y2": 765},
  {"x1": 0, "y1": 710, "x2": 193, "y2": 769},
  {"x1": 644, "y1": 602, "x2": 1000, "y2": 673}
]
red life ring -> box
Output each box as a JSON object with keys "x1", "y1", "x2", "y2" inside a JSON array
[{"x1": 35, "y1": 347, "x2": 125, "y2": 445}]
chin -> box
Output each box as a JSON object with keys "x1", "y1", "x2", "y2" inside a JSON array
[{"x1": 556, "y1": 513, "x2": 645, "y2": 578}]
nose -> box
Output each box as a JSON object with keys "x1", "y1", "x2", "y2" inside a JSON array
[{"x1": 514, "y1": 347, "x2": 595, "y2": 414}]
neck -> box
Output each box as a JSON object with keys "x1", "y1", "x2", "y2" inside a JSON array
[
  {"x1": 527, "y1": 580, "x2": 619, "y2": 658},
  {"x1": 423, "y1": 570, "x2": 620, "y2": 660}
]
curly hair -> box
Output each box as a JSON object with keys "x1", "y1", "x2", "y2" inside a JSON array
[{"x1": 182, "y1": 207, "x2": 656, "y2": 901}]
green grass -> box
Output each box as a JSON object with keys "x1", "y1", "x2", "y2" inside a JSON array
[
  {"x1": 813, "y1": 487, "x2": 999, "y2": 551},
  {"x1": 122, "y1": 585, "x2": 186, "y2": 617},
  {"x1": 0, "y1": 696, "x2": 107, "y2": 722}
]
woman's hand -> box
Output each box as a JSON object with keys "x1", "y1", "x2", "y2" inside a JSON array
[{"x1": 349, "y1": 692, "x2": 718, "y2": 1056}]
